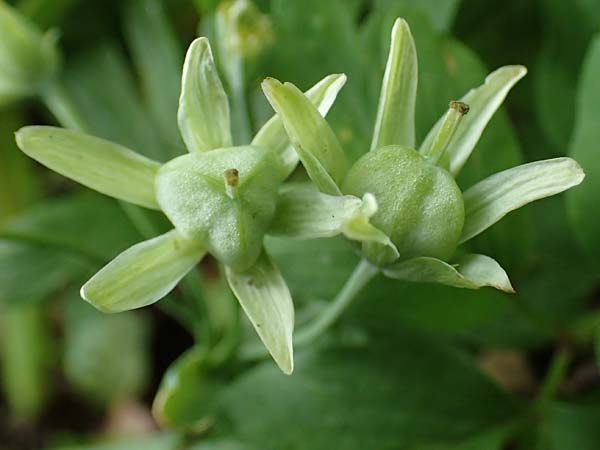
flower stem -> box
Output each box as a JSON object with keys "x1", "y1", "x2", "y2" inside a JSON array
[
  {"x1": 533, "y1": 346, "x2": 571, "y2": 410},
  {"x1": 294, "y1": 258, "x2": 379, "y2": 346}
]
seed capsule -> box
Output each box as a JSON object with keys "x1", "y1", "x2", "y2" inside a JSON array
[
  {"x1": 156, "y1": 145, "x2": 281, "y2": 271},
  {"x1": 342, "y1": 145, "x2": 464, "y2": 265}
]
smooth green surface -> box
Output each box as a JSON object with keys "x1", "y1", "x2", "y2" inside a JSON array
[
  {"x1": 566, "y1": 35, "x2": 600, "y2": 264},
  {"x1": 178, "y1": 37, "x2": 232, "y2": 153},
  {"x1": 226, "y1": 250, "x2": 294, "y2": 374},
  {"x1": 252, "y1": 73, "x2": 346, "y2": 176},
  {"x1": 262, "y1": 78, "x2": 348, "y2": 195},
  {"x1": 462, "y1": 157, "x2": 584, "y2": 244},
  {"x1": 383, "y1": 254, "x2": 514, "y2": 293},
  {"x1": 16, "y1": 126, "x2": 161, "y2": 209},
  {"x1": 370, "y1": 18, "x2": 418, "y2": 150},
  {"x1": 81, "y1": 231, "x2": 205, "y2": 313},
  {"x1": 219, "y1": 334, "x2": 520, "y2": 450}
]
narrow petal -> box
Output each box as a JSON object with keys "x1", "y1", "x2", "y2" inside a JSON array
[
  {"x1": 370, "y1": 18, "x2": 418, "y2": 150},
  {"x1": 262, "y1": 78, "x2": 348, "y2": 196},
  {"x1": 252, "y1": 73, "x2": 347, "y2": 178},
  {"x1": 225, "y1": 250, "x2": 294, "y2": 374},
  {"x1": 383, "y1": 254, "x2": 514, "y2": 293},
  {"x1": 420, "y1": 65, "x2": 527, "y2": 176},
  {"x1": 178, "y1": 37, "x2": 232, "y2": 153},
  {"x1": 16, "y1": 126, "x2": 161, "y2": 209},
  {"x1": 81, "y1": 230, "x2": 205, "y2": 313},
  {"x1": 461, "y1": 157, "x2": 585, "y2": 244}
]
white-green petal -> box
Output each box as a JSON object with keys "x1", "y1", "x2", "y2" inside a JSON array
[
  {"x1": 370, "y1": 17, "x2": 418, "y2": 150},
  {"x1": 383, "y1": 254, "x2": 514, "y2": 293},
  {"x1": 225, "y1": 250, "x2": 294, "y2": 375},
  {"x1": 262, "y1": 78, "x2": 348, "y2": 196},
  {"x1": 268, "y1": 183, "x2": 398, "y2": 259},
  {"x1": 16, "y1": 126, "x2": 161, "y2": 209},
  {"x1": 461, "y1": 157, "x2": 585, "y2": 244},
  {"x1": 252, "y1": 73, "x2": 347, "y2": 178},
  {"x1": 81, "y1": 230, "x2": 206, "y2": 313},
  {"x1": 420, "y1": 65, "x2": 527, "y2": 176},
  {"x1": 178, "y1": 37, "x2": 232, "y2": 153}
]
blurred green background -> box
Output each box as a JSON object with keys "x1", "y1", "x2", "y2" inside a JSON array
[{"x1": 1, "y1": 0, "x2": 600, "y2": 449}]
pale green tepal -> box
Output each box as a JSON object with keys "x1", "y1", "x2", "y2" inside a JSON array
[
  {"x1": 263, "y1": 17, "x2": 585, "y2": 292},
  {"x1": 15, "y1": 37, "x2": 353, "y2": 375},
  {"x1": 0, "y1": 1, "x2": 59, "y2": 105}
]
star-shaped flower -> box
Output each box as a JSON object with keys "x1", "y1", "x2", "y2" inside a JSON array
[
  {"x1": 16, "y1": 37, "x2": 348, "y2": 374},
  {"x1": 262, "y1": 18, "x2": 585, "y2": 293}
]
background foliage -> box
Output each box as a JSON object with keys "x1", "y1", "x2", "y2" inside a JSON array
[{"x1": 0, "y1": 0, "x2": 599, "y2": 449}]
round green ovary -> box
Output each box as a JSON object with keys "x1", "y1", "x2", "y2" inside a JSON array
[
  {"x1": 342, "y1": 145, "x2": 464, "y2": 264},
  {"x1": 155, "y1": 146, "x2": 280, "y2": 271}
]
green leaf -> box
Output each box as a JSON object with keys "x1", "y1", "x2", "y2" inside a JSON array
[
  {"x1": 178, "y1": 37, "x2": 232, "y2": 153},
  {"x1": 0, "y1": 240, "x2": 89, "y2": 304},
  {"x1": 370, "y1": 17, "x2": 418, "y2": 150},
  {"x1": 268, "y1": 183, "x2": 395, "y2": 254},
  {"x1": 0, "y1": 302, "x2": 53, "y2": 419},
  {"x1": 261, "y1": 78, "x2": 348, "y2": 195},
  {"x1": 123, "y1": 0, "x2": 183, "y2": 155},
  {"x1": 58, "y1": 43, "x2": 167, "y2": 160},
  {"x1": 53, "y1": 433, "x2": 182, "y2": 450},
  {"x1": 420, "y1": 65, "x2": 527, "y2": 176},
  {"x1": 16, "y1": 126, "x2": 162, "y2": 210},
  {"x1": 225, "y1": 250, "x2": 294, "y2": 374},
  {"x1": 219, "y1": 334, "x2": 520, "y2": 449},
  {"x1": 374, "y1": 0, "x2": 462, "y2": 33},
  {"x1": 252, "y1": 73, "x2": 347, "y2": 177},
  {"x1": 0, "y1": 1, "x2": 58, "y2": 104},
  {"x1": 81, "y1": 230, "x2": 205, "y2": 313},
  {"x1": 383, "y1": 254, "x2": 514, "y2": 293},
  {"x1": 0, "y1": 192, "x2": 141, "y2": 262},
  {"x1": 152, "y1": 347, "x2": 219, "y2": 430},
  {"x1": 63, "y1": 298, "x2": 151, "y2": 405},
  {"x1": 566, "y1": 35, "x2": 600, "y2": 264},
  {"x1": 461, "y1": 157, "x2": 584, "y2": 244},
  {"x1": 536, "y1": 398, "x2": 600, "y2": 450},
  {"x1": 265, "y1": 236, "x2": 359, "y2": 303}
]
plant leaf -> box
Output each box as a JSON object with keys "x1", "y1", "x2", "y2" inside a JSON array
[
  {"x1": 16, "y1": 126, "x2": 161, "y2": 210},
  {"x1": 370, "y1": 17, "x2": 418, "y2": 150},
  {"x1": 252, "y1": 73, "x2": 347, "y2": 177},
  {"x1": 420, "y1": 66, "x2": 527, "y2": 176},
  {"x1": 178, "y1": 37, "x2": 232, "y2": 153},
  {"x1": 81, "y1": 230, "x2": 205, "y2": 313},
  {"x1": 225, "y1": 250, "x2": 294, "y2": 375},
  {"x1": 461, "y1": 157, "x2": 584, "y2": 244},
  {"x1": 566, "y1": 35, "x2": 600, "y2": 264},
  {"x1": 383, "y1": 254, "x2": 514, "y2": 293},
  {"x1": 261, "y1": 78, "x2": 348, "y2": 195},
  {"x1": 123, "y1": 0, "x2": 183, "y2": 154}
]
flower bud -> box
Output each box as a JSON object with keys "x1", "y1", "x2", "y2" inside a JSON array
[
  {"x1": 156, "y1": 145, "x2": 280, "y2": 271},
  {"x1": 0, "y1": 2, "x2": 59, "y2": 105},
  {"x1": 216, "y1": 0, "x2": 274, "y2": 60},
  {"x1": 342, "y1": 145, "x2": 464, "y2": 265}
]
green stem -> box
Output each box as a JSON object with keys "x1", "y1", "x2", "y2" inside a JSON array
[
  {"x1": 295, "y1": 258, "x2": 378, "y2": 346},
  {"x1": 533, "y1": 347, "x2": 571, "y2": 410}
]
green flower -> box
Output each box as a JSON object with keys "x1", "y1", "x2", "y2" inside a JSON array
[
  {"x1": 262, "y1": 17, "x2": 585, "y2": 293},
  {"x1": 16, "y1": 37, "x2": 347, "y2": 374},
  {"x1": 0, "y1": 1, "x2": 59, "y2": 105}
]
